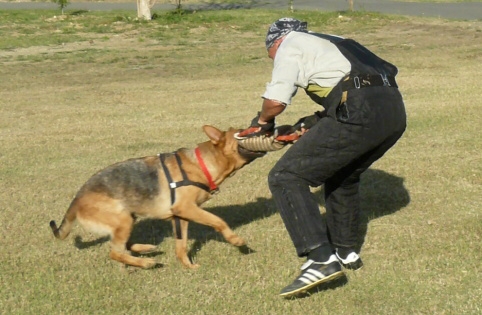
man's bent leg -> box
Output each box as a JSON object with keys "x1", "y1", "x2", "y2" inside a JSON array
[{"x1": 268, "y1": 168, "x2": 330, "y2": 258}]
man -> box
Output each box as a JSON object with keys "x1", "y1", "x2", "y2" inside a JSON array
[{"x1": 237, "y1": 18, "x2": 406, "y2": 297}]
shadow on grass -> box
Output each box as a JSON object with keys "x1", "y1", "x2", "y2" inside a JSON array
[
  {"x1": 73, "y1": 168, "x2": 409, "y2": 268},
  {"x1": 74, "y1": 235, "x2": 110, "y2": 249},
  {"x1": 358, "y1": 168, "x2": 411, "y2": 250},
  {"x1": 313, "y1": 168, "x2": 411, "y2": 253}
]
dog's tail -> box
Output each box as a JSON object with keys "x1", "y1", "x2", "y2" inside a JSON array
[{"x1": 50, "y1": 198, "x2": 79, "y2": 240}]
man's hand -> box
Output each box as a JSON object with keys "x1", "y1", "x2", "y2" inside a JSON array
[
  {"x1": 273, "y1": 125, "x2": 300, "y2": 143},
  {"x1": 236, "y1": 112, "x2": 275, "y2": 139},
  {"x1": 293, "y1": 111, "x2": 326, "y2": 131},
  {"x1": 273, "y1": 111, "x2": 327, "y2": 143}
]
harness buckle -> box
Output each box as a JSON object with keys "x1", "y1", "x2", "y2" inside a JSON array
[
  {"x1": 211, "y1": 188, "x2": 220, "y2": 195},
  {"x1": 169, "y1": 182, "x2": 177, "y2": 189},
  {"x1": 381, "y1": 74, "x2": 391, "y2": 87},
  {"x1": 353, "y1": 76, "x2": 361, "y2": 89}
]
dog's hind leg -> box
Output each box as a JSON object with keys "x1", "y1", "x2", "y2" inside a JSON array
[
  {"x1": 76, "y1": 194, "x2": 157, "y2": 269},
  {"x1": 108, "y1": 212, "x2": 158, "y2": 269},
  {"x1": 172, "y1": 218, "x2": 199, "y2": 269},
  {"x1": 124, "y1": 214, "x2": 158, "y2": 254},
  {"x1": 126, "y1": 243, "x2": 157, "y2": 254}
]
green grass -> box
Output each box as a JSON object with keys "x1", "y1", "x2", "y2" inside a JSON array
[{"x1": 1, "y1": 8, "x2": 481, "y2": 315}]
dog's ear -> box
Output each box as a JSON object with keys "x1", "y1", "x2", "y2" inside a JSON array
[{"x1": 202, "y1": 125, "x2": 223, "y2": 144}]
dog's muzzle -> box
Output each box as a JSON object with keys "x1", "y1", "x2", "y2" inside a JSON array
[{"x1": 237, "y1": 145, "x2": 267, "y2": 161}]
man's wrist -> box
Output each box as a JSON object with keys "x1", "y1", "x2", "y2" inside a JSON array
[{"x1": 257, "y1": 117, "x2": 273, "y2": 125}]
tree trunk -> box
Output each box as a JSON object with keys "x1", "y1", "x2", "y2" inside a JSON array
[
  {"x1": 349, "y1": 0, "x2": 354, "y2": 11},
  {"x1": 137, "y1": 0, "x2": 152, "y2": 20}
]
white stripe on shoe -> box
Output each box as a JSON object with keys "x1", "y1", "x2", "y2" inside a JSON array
[
  {"x1": 306, "y1": 269, "x2": 325, "y2": 279},
  {"x1": 298, "y1": 277, "x2": 314, "y2": 285},
  {"x1": 299, "y1": 269, "x2": 324, "y2": 284}
]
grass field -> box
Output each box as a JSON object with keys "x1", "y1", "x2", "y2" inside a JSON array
[{"x1": 0, "y1": 7, "x2": 481, "y2": 315}]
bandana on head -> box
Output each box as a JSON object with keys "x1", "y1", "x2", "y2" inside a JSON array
[{"x1": 265, "y1": 17, "x2": 308, "y2": 50}]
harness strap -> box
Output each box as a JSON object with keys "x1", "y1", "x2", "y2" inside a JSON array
[
  {"x1": 173, "y1": 153, "x2": 212, "y2": 193},
  {"x1": 159, "y1": 153, "x2": 182, "y2": 240},
  {"x1": 158, "y1": 151, "x2": 215, "y2": 240},
  {"x1": 159, "y1": 153, "x2": 175, "y2": 204}
]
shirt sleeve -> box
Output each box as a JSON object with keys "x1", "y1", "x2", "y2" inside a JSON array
[{"x1": 262, "y1": 54, "x2": 300, "y2": 105}]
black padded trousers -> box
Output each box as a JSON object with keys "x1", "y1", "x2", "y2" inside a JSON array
[{"x1": 268, "y1": 86, "x2": 406, "y2": 258}]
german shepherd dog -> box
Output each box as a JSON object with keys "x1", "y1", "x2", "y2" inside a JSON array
[{"x1": 49, "y1": 125, "x2": 264, "y2": 269}]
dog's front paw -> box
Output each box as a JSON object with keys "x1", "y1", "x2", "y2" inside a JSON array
[
  {"x1": 178, "y1": 256, "x2": 200, "y2": 269},
  {"x1": 186, "y1": 263, "x2": 200, "y2": 269}
]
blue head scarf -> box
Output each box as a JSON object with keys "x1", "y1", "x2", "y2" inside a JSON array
[{"x1": 265, "y1": 17, "x2": 308, "y2": 50}]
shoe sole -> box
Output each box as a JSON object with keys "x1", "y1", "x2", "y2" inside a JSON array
[
  {"x1": 341, "y1": 260, "x2": 363, "y2": 271},
  {"x1": 343, "y1": 264, "x2": 363, "y2": 271},
  {"x1": 279, "y1": 270, "x2": 345, "y2": 297}
]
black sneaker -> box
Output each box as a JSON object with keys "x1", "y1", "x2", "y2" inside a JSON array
[
  {"x1": 335, "y1": 251, "x2": 364, "y2": 270},
  {"x1": 279, "y1": 255, "x2": 344, "y2": 297}
]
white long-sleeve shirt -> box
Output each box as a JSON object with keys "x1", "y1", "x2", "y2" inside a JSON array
[{"x1": 262, "y1": 31, "x2": 351, "y2": 105}]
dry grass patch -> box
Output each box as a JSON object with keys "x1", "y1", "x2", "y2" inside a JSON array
[{"x1": 0, "y1": 9, "x2": 481, "y2": 315}]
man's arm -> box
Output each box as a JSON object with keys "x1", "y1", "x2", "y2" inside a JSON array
[{"x1": 257, "y1": 98, "x2": 286, "y2": 124}]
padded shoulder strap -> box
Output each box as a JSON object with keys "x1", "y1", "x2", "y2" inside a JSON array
[{"x1": 308, "y1": 32, "x2": 398, "y2": 76}]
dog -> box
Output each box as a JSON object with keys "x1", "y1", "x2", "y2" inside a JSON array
[{"x1": 49, "y1": 125, "x2": 266, "y2": 269}]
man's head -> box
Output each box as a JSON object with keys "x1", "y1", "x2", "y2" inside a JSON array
[{"x1": 265, "y1": 17, "x2": 308, "y2": 51}]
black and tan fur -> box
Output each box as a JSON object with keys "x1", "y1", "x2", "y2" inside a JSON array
[{"x1": 50, "y1": 125, "x2": 258, "y2": 269}]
